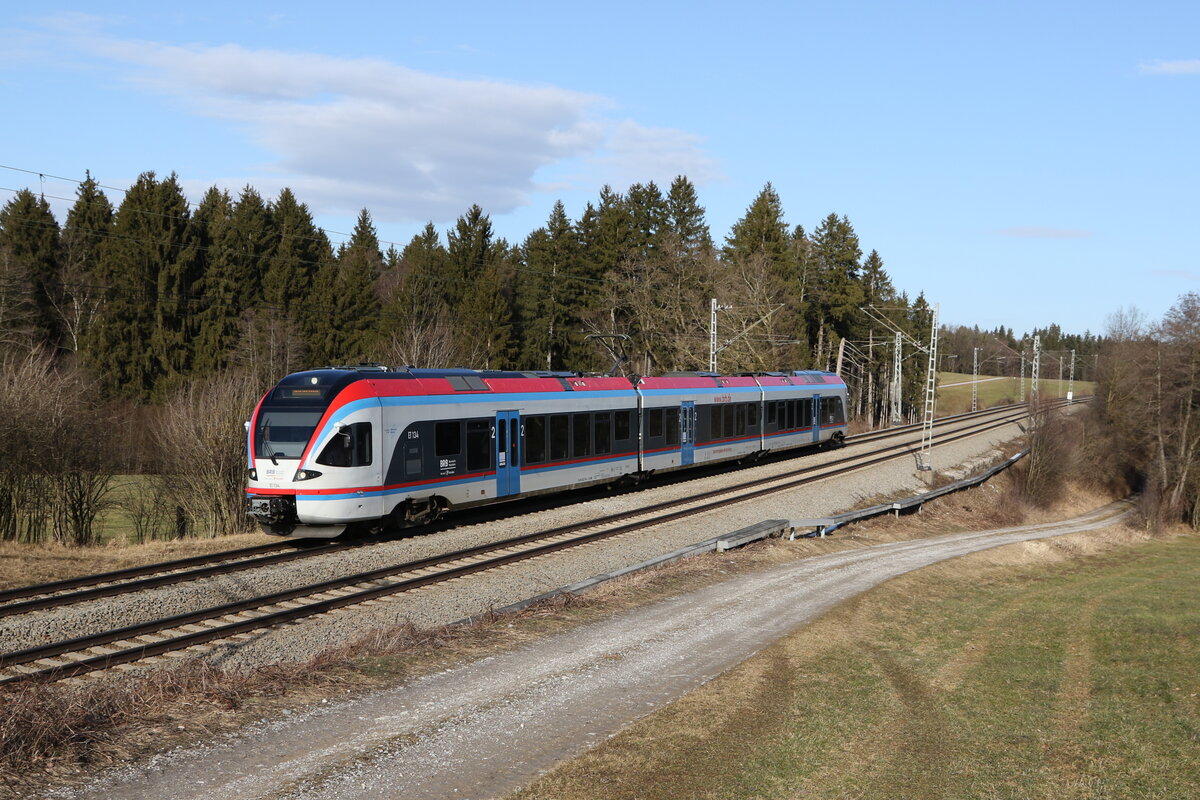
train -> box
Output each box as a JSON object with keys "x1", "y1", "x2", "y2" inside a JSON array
[{"x1": 245, "y1": 365, "x2": 848, "y2": 539}]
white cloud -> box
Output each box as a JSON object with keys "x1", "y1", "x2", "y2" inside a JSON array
[
  {"x1": 994, "y1": 226, "x2": 1093, "y2": 239},
  {"x1": 33, "y1": 16, "x2": 720, "y2": 222},
  {"x1": 1138, "y1": 59, "x2": 1200, "y2": 76}
]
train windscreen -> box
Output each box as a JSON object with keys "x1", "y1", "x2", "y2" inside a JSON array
[{"x1": 255, "y1": 407, "x2": 325, "y2": 460}]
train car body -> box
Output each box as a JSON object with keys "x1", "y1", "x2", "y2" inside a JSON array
[{"x1": 245, "y1": 366, "x2": 847, "y2": 539}]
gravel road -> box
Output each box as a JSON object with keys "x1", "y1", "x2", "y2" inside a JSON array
[{"x1": 43, "y1": 499, "x2": 1130, "y2": 800}]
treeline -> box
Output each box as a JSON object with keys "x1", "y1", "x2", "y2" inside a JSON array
[
  {"x1": 0, "y1": 169, "x2": 1112, "y2": 543},
  {"x1": 0, "y1": 172, "x2": 947, "y2": 423},
  {"x1": 940, "y1": 324, "x2": 1103, "y2": 383}
]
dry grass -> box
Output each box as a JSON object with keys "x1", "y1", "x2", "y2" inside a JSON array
[
  {"x1": 2, "y1": 467, "x2": 1129, "y2": 798},
  {"x1": 0, "y1": 532, "x2": 266, "y2": 592}
]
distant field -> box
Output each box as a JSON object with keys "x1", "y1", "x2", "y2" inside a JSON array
[{"x1": 937, "y1": 371, "x2": 1094, "y2": 414}]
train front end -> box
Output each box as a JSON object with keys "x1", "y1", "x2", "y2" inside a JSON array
[{"x1": 245, "y1": 370, "x2": 383, "y2": 538}]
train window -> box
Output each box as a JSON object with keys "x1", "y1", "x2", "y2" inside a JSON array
[
  {"x1": 748, "y1": 403, "x2": 758, "y2": 428},
  {"x1": 614, "y1": 410, "x2": 631, "y2": 441},
  {"x1": 786, "y1": 400, "x2": 796, "y2": 429},
  {"x1": 435, "y1": 421, "x2": 461, "y2": 457},
  {"x1": 766, "y1": 401, "x2": 776, "y2": 425},
  {"x1": 648, "y1": 408, "x2": 663, "y2": 438},
  {"x1": 801, "y1": 398, "x2": 814, "y2": 428},
  {"x1": 665, "y1": 408, "x2": 679, "y2": 446},
  {"x1": 723, "y1": 405, "x2": 734, "y2": 439},
  {"x1": 466, "y1": 420, "x2": 491, "y2": 472},
  {"x1": 525, "y1": 416, "x2": 546, "y2": 464},
  {"x1": 316, "y1": 422, "x2": 372, "y2": 468},
  {"x1": 550, "y1": 414, "x2": 569, "y2": 461},
  {"x1": 735, "y1": 405, "x2": 746, "y2": 437},
  {"x1": 573, "y1": 414, "x2": 592, "y2": 458},
  {"x1": 822, "y1": 397, "x2": 846, "y2": 425},
  {"x1": 595, "y1": 412, "x2": 612, "y2": 455}
]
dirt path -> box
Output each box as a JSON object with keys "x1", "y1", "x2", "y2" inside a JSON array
[{"x1": 46, "y1": 501, "x2": 1131, "y2": 800}]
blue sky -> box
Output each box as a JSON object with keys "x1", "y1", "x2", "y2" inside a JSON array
[{"x1": 1, "y1": 1, "x2": 1196, "y2": 337}]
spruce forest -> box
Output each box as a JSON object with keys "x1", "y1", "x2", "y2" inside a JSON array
[{"x1": 0, "y1": 171, "x2": 1107, "y2": 545}]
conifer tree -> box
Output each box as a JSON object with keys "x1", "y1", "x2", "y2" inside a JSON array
[
  {"x1": 808, "y1": 213, "x2": 865, "y2": 367},
  {"x1": 0, "y1": 189, "x2": 61, "y2": 350},
  {"x1": 193, "y1": 186, "x2": 274, "y2": 375},
  {"x1": 377, "y1": 223, "x2": 454, "y2": 367},
  {"x1": 87, "y1": 172, "x2": 191, "y2": 399},
  {"x1": 665, "y1": 175, "x2": 714, "y2": 259},
  {"x1": 58, "y1": 173, "x2": 113, "y2": 353},
  {"x1": 517, "y1": 201, "x2": 583, "y2": 370},
  {"x1": 322, "y1": 208, "x2": 382, "y2": 363}
]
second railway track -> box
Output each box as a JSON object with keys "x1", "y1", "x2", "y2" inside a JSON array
[{"x1": 1, "y1": 402, "x2": 1042, "y2": 684}]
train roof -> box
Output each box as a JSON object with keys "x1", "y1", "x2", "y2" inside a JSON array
[{"x1": 268, "y1": 365, "x2": 844, "y2": 403}]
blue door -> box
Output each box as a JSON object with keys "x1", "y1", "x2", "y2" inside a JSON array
[
  {"x1": 681, "y1": 401, "x2": 695, "y2": 465},
  {"x1": 495, "y1": 411, "x2": 521, "y2": 497},
  {"x1": 811, "y1": 395, "x2": 823, "y2": 443}
]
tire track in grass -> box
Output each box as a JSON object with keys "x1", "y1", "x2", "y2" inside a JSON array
[{"x1": 861, "y1": 643, "x2": 958, "y2": 800}]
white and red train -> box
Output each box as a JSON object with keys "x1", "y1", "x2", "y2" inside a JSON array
[{"x1": 245, "y1": 366, "x2": 848, "y2": 538}]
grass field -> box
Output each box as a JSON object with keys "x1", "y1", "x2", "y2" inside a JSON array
[
  {"x1": 509, "y1": 529, "x2": 1200, "y2": 800},
  {"x1": 937, "y1": 371, "x2": 1095, "y2": 415}
]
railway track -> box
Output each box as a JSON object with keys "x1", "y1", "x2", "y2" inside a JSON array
[
  {"x1": 0, "y1": 402, "x2": 1042, "y2": 684},
  {"x1": 0, "y1": 400, "x2": 1040, "y2": 620}
]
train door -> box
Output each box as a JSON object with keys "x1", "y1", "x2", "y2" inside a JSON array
[
  {"x1": 681, "y1": 401, "x2": 695, "y2": 465},
  {"x1": 811, "y1": 395, "x2": 823, "y2": 443},
  {"x1": 495, "y1": 410, "x2": 521, "y2": 497}
]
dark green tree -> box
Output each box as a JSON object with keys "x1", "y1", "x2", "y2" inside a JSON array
[
  {"x1": 193, "y1": 186, "x2": 274, "y2": 375},
  {"x1": 58, "y1": 173, "x2": 114, "y2": 353},
  {"x1": 516, "y1": 201, "x2": 584, "y2": 370},
  {"x1": 0, "y1": 188, "x2": 61, "y2": 350},
  {"x1": 323, "y1": 208, "x2": 383, "y2": 363},
  {"x1": 86, "y1": 172, "x2": 191, "y2": 400}
]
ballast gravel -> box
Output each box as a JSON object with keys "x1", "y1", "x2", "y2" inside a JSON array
[
  {"x1": 1, "y1": 415, "x2": 1017, "y2": 664},
  {"x1": 44, "y1": 500, "x2": 1130, "y2": 800}
]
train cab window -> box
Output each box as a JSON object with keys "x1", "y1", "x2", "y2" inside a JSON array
[
  {"x1": 550, "y1": 414, "x2": 570, "y2": 461},
  {"x1": 435, "y1": 421, "x2": 461, "y2": 457},
  {"x1": 614, "y1": 410, "x2": 631, "y2": 442},
  {"x1": 525, "y1": 416, "x2": 547, "y2": 464},
  {"x1": 573, "y1": 414, "x2": 592, "y2": 458},
  {"x1": 665, "y1": 408, "x2": 680, "y2": 446},
  {"x1": 316, "y1": 422, "x2": 372, "y2": 467},
  {"x1": 595, "y1": 412, "x2": 612, "y2": 455},
  {"x1": 822, "y1": 397, "x2": 846, "y2": 426},
  {"x1": 648, "y1": 408, "x2": 664, "y2": 438},
  {"x1": 466, "y1": 420, "x2": 491, "y2": 472},
  {"x1": 735, "y1": 405, "x2": 746, "y2": 437}
]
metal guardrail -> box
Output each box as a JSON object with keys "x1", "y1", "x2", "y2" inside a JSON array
[
  {"x1": 475, "y1": 450, "x2": 1028, "y2": 618},
  {"x1": 787, "y1": 449, "x2": 1029, "y2": 538}
]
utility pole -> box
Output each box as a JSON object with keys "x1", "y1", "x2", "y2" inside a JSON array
[
  {"x1": 891, "y1": 330, "x2": 903, "y2": 426},
  {"x1": 709, "y1": 298, "x2": 732, "y2": 373},
  {"x1": 971, "y1": 346, "x2": 980, "y2": 412},
  {"x1": 1068, "y1": 349, "x2": 1076, "y2": 404},
  {"x1": 1019, "y1": 351, "x2": 1026, "y2": 401},
  {"x1": 917, "y1": 303, "x2": 939, "y2": 471},
  {"x1": 1031, "y1": 335, "x2": 1041, "y2": 403}
]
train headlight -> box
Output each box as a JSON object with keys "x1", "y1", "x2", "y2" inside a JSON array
[
  {"x1": 247, "y1": 468, "x2": 258, "y2": 481},
  {"x1": 294, "y1": 469, "x2": 323, "y2": 481}
]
